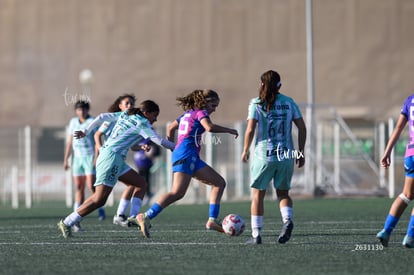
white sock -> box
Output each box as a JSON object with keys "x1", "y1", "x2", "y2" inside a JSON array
[
  {"x1": 129, "y1": 197, "x2": 143, "y2": 217},
  {"x1": 251, "y1": 215, "x2": 263, "y2": 238},
  {"x1": 73, "y1": 202, "x2": 81, "y2": 212},
  {"x1": 280, "y1": 206, "x2": 293, "y2": 223},
  {"x1": 116, "y1": 198, "x2": 130, "y2": 216},
  {"x1": 63, "y1": 211, "x2": 82, "y2": 227}
]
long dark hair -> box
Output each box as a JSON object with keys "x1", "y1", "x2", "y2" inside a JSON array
[
  {"x1": 107, "y1": 94, "x2": 136, "y2": 112},
  {"x1": 259, "y1": 70, "x2": 281, "y2": 112},
  {"x1": 176, "y1": 89, "x2": 219, "y2": 111}
]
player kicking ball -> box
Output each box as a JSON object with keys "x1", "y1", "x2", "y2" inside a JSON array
[{"x1": 136, "y1": 89, "x2": 238, "y2": 238}]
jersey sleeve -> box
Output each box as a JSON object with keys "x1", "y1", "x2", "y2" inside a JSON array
[
  {"x1": 195, "y1": 109, "x2": 209, "y2": 121},
  {"x1": 247, "y1": 98, "x2": 259, "y2": 120},
  {"x1": 82, "y1": 112, "x2": 121, "y2": 135},
  {"x1": 67, "y1": 118, "x2": 75, "y2": 136},
  {"x1": 138, "y1": 122, "x2": 175, "y2": 150},
  {"x1": 97, "y1": 121, "x2": 112, "y2": 134},
  {"x1": 291, "y1": 101, "x2": 303, "y2": 120},
  {"x1": 401, "y1": 96, "x2": 412, "y2": 118}
]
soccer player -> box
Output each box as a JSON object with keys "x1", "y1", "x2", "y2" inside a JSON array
[
  {"x1": 57, "y1": 101, "x2": 175, "y2": 238},
  {"x1": 376, "y1": 94, "x2": 414, "y2": 248},
  {"x1": 136, "y1": 89, "x2": 238, "y2": 238},
  {"x1": 63, "y1": 100, "x2": 104, "y2": 231},
  {"x1": 241, "y1": 70, "x2": 306, "y2": 244},
  {"x1": 114, "y1": 100, "x2": 162, "y2": 227},
  {"x1": 93, "y1": 94, "x2": 141, "y2": 227}
]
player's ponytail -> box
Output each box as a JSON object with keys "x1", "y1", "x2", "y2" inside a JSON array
[{"x1": 259, "y1": 70, "x2": 281, "y2": 112}]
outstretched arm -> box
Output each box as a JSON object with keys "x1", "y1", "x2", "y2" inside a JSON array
[
  {"x1": 139, "y1": 126, "x2": 175, "y2": 151},
  {"x1": 200, "y1": 117, "x2": 238, "y2": 138},
  {"x1": 74, "y1": 112, "x2": 120, "y2": 138}
]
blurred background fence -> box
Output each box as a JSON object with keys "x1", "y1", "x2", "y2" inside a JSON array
[{"x1": 0, "y1": 105, "x2": 406, "y2": 209}]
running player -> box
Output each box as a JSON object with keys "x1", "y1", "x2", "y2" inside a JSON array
[
  {"x1": 63, "y1": 100, "x2": 103, "y2": 231},
  {"x1": 135, "y1": 89, "x2": 238, "y2": 238},
  {"x1": 241, "y1": 70, "x2": 306, "y2": 244},
  {"x1": 376, "y1": 94, "x2": 414, "y2": 248},
  {"x1": 93, "y1": 94, "x2": 140, "y2": 227},
  {"x1": 57, "y1": 101, "x2": 175, "y2": 238}
]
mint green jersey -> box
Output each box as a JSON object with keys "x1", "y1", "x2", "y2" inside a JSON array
[
  {"x1": 247, "y1": 94, "x2": 302, "y2": 162},
  {"x1": 68, "y1": 116, "x2": 96, "y2": 157},
  {"x1": 82, "y1": 111, "x2": 174, "y2": 158}
]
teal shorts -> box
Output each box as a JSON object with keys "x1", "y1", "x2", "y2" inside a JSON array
[
  {"x1": 250, "y1": 159, "x2": 294, "y2": 191},
  {"x1": 72, "y1": 155, "x2": 95, "y2": 176},
  {"x1": 94, "y1": 148, "x2": 131, "y2": 187}
]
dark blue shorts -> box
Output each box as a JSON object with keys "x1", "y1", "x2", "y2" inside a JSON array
[
  {"x1": 172, "y1": 155, "x2": 207, "y2": 175},
  {"x1": 404, "y1": 156, "x2": 414, "y2": 178}
]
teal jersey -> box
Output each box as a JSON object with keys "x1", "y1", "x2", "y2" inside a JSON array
[
  {"x1": 68, "y1": 116, "x2": 96, "y2": 157},
  {"x1": 247, "y1": 94, "x2": 302, "y2": 162},
  {"x1": 97, "y1": 121, "x2": 115, "y2": 139},
  {"x1": 82, "y1": 111, "x2": 174, "y2": 158}
]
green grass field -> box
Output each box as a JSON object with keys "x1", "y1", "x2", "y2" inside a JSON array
[{"x1": 0, "y1": 198, "x2": 413, "y2": 274}]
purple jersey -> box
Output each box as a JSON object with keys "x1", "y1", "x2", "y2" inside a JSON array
[
  {"x1": 172, "y1": 109, "x2": 209, "y2": 161},
  {"x1": 401, "y1": 94, "x2": 414, "y2": 157}
]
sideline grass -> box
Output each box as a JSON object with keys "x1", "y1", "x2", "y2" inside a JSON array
[{"x1": 0, "y1": 198, "x2": 412, "y2": 274}]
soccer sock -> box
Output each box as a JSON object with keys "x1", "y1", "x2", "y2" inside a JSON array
[
  {"x1": 251, "y1": 215, "x2": 263, "y2": 238},
  {"x1": 129, "y1": 197, "x2": 143, "y2": 217},
  {"x1": 145, "y1": 203, "x2": 163, "y2": 219},
  {"x1": 406, "y1": 215, "x2": 414, "y2": 237},
  {"x1": 384, "y1": 214, "x2": 399, "y2": 234},
  {"x1": 208, "y1": 204, "x2": 220, "y2": 220},
  {"x1": 116, "y1": 198, "x2": 130, "y2": 216},
  {"x1": 280, "y1": 206, "x2": 293, "y2": 223},
  {"x1": 73, "y1": 202, "x2": 81, "y2": 212},
  {"x1": 63, "y1": 211, "x2": 82, "y2": 227}
]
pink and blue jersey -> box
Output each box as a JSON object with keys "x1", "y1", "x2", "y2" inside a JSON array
[
  {"x1": 172, "y1": 109, "x2": 209, "y2": 162},
  {"x1": 401, "y1": 94, "x2": 414, "y2": 157}
]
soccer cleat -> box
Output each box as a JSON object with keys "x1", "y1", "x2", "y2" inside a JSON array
[
  {"x1": 402, "y1": 235, "x2": 414, "y2": 248},
  {"x1": 137, "y1": 213, "x2": 151, "y2": 238},
  {"x1": 246, "y1": 235, "x2": 262, "y2": 244},
  {"x1": 206, "y1": 219, "x2": 224, "y2": 233},
  {"x1": 72, "y1": 222, "x2": 83, "y2": 233},
  {"x1": 127, "y1": 216, "x2": 140, "y2": 228},
  {"x1": 113, "y1": 215, "x2": 129, "y2": 227},
  {"x1": 278, "y1": 220, "x2": 294, "y2": 244},
  {"x1": 98, "y1": 208, "x2": 106, "y2": 221},
  {"x1": 57, "y1": 220, "x2": 72, "y2": 238},
  {"x1": 376, "y1": 229, "x2": 390, "y2": 247}
]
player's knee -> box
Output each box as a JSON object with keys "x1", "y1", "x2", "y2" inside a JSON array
[
  {"x1": 171, "y1": 191, "x2": 185, "y2": 201},
  {"x1": 218, "y1": 178, "x2": 226, "y2": 189},
  {"x1": 399, "y1": 193, "x2": 412, "y2": 205},
  {"x1": 276, "y1": 189, "x2": 289, "y2": 199}
]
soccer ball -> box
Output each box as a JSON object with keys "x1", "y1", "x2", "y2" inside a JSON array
[{"x1": 222, "y1": 214, "x2": 245, "y2": 237}]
